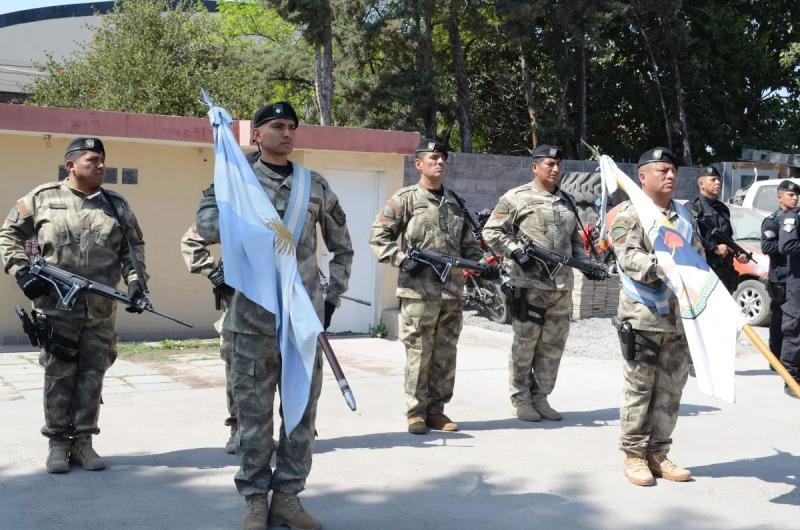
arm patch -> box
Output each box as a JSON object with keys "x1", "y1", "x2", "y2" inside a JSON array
[
  {"x1": 332, "y1": 203, "x2": 346, "y2": 225},
  {"x1": 6, "y1": 207, "x2": 18, "y2": 223},
  {"x1": 610, "y1": 224, "x2": 629, "y2": 242}
]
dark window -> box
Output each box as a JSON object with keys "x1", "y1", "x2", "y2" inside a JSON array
[
  {"x1": 104, "y1": 167, "x2": 118, "y2": 184},
  {"x1": 122, "y1": 168, "x2": 138, "y2": 185},
  {"x1": 58, "y1": 165, "x2": 67, "y2": 181}
]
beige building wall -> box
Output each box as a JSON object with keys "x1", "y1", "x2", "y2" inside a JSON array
[{"x1": 0, "y1": 132, "x2": 408, "y2": 343}]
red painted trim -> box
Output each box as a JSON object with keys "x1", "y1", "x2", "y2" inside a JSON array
[{"x1": 0, "y1": 103, "x2": 419, "y2": 154}]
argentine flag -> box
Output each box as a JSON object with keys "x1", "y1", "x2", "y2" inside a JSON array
[{"x1": 204, "y1": 91, "x2": 323, "y2": 434}]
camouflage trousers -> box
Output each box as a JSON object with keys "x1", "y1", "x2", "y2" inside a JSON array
[
  {"x1": 38, "y1": 315, "x2": 117, "y2": 441},
  {"x1": 619, "y1": 330, "x2": 690, "y2": 458},
  {"x1": 398, "y1": 297, "x2": 463, "y2": 418},
  {"x1": 229, "y1": 330, "x2": 322, "y2": 497},
  {"x1": 219, "y1": 332, "x2": 237, "y2": 427},
  {"x1": 509, "y1": 288, "x2": 571, "y2": 407}
]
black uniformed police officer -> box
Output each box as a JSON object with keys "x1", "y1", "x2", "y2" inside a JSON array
[
  {"x1": 777, "y1": 192, "x2": 800, "y2": 397},
  {"x1": 761, "y1": 180, "x2": 799, "y2": 365},
  {"x1": 689, "y1": 165, "x2": 749, "y2": 293}
]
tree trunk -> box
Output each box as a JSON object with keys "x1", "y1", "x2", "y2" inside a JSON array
[
  {"x1": 446, "y1": 0, "x2": 472, "y2": 152},
  {"x1": 576, "y1": 38, "x2": 588, "y2": 158},
  {"x1": 669, "y1": 41, "x2": 691, "y2": 165},
  {"x1": 313, "y1": 15, "x2": 334, "y2": 126},
  {"x1": 414, "y1": 2, "x2": 437, "y2": 138},
  {"x1": 638, "y1": 25, "x2": 673, "y2": 146},
  {"x1": 519, "y1": 47, "x2": 538, "y2": 150}
]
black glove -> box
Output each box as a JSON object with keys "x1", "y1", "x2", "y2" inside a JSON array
[
  {"x1": 126, "y1": 281, "x2": 146, "y2": 313},
  {"x1": 324, "y1": 301, "x2": 336, "y2": 330},
  {"x1": 481, "y1": 265, "x2": 501, "y2": 280},
  {"x1": 511, "y1": 249, "x2": 534, "y2": 270},
  {"x1": 16, "y1": 267, "x2": 50, "y2": 300},
  {"x1": 400, "y1": 256, "x2": 425, "y2": 277}
]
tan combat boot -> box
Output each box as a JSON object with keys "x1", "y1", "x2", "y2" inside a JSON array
[
  {"x1": 241, "y1": 493, "x2": 269, "y2": 530},
  {"x1": 225, "y1": 424, "x2": 237, "y2": 455},
  {"x1": 269, "y1": 492, "x2": 320, "y2": 530},
  {"x1": 624, "y1": 455, "x2": 655, "y2": 486},
  {"x1": 45, "y1": 439, "x2": 71, "y2": 474},
  {"x1": 648, "y1": 453, "x2": 692, "y2": 482},
  {"x1": 532, "y1": 395, "x2": 562, "y2": 421},
  {"x1": 407, "y1": 415, "x2": 428, "y2": 435},
  {"x1": 426, "y1": 412, "x2": 459, "y2": 432},
  {"x1": 71, "y1": 436, "x2": 106, "y2": 471},
  {"x1": 512, "y1": 402, "x2": 541, "y2": 422}
]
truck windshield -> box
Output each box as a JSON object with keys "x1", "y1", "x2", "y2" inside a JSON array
[{"x1": 731, "y1": 208, "x2": 767, "y2": 240}]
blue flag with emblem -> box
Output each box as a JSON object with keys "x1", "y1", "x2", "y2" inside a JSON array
[{"x1": 202, "y1": 90, "x2": 322, "y2": 434}]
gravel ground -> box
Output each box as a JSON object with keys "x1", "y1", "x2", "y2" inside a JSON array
[{"x1": 463, "y1": 309, "x2": 621, "y2": 359}]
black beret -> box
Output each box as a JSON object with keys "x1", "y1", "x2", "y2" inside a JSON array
[
  {"x1": 697, "y1": 165, "x2": 722, "y2": 179},
  {"x1": 638, "y1": 146, "x2": 677, "y2": 168},
  {"x1": 65, "y1": 137, "x2": 105, "y2": 157},
  {"x1": 252, "y1": 101, "x2": 298, "y2": 127},
  {"x1": 532, "y1": 144, "x2": 562, "y2": 160},
  {"x1": 778, "y1": 180, "x2": 800, "y2": 193},
  {"x1": 415, "y1": 138, "x2": 449, "y2": 158}
]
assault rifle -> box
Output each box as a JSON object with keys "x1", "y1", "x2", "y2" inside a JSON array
[
  {"x1": 28, "y1": 257, "x2": 192, "y2": 327},
  {"x1": 709, "y1": 228, "x2": 756, "y2": 264},
  {"x1": 518, "y1": 234, "x2": 608, "y2": 281},
  {"x1": 406, "y1": 245, "x2": 490, "y2": 284}
]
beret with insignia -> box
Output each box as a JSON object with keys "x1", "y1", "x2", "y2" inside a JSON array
[
  {"x1": 65, "y1": 137, "x2": 105, "y2": 157},
  {"x1": 778, "y1": 180, "x2": 800, "y2": 194},
  {"x1": 697, "y1": 165, "x2": 722, "y2": 179},
  {"x1": 638, "y1": 146, "x2": 677, "y2": 168},
  {"x1": 415, "y1": 138, "x2": 449, "y2": 159},
  {"x1": 253, "y1": 101, "x2": 299, "y2": 127},
  {"x1": 531, "y1": 144, "x2": 563, "y2": 160}
]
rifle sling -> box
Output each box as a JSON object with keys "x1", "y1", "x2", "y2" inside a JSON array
[{"x1": 100, "y1": 188, "x2": 147, "y2": 293}]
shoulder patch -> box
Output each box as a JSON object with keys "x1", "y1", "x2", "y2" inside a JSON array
[
  {"x1": 6, "y1": 206, "x2": 18, "y2": 223},
  {"x1": 763, "y1": 229, "x2": 777, "y2": 239},
  {"x1": 331, "y1": 202, "x2": 346, "y2": 226},
  {"x1": 610, "y1": 224, "x2": 629, "y2": 242},
  {"x1": 382, "y1": 204, "x2": 396, "y2": 220}
]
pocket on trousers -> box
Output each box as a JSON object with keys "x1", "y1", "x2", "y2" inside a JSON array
[{"x1": 233, "y1": 357, "x2": 256, "y2": 377}]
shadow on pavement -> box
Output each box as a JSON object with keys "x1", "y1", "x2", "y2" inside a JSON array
[
  {"x1": 315, "y1": 430, "x2": 473, "y2": 454},
  {"x1": 736, "y1": 368, "x2": 778, "y2": 377},
  {"x1": 104, "y1": 447, "x2": 237, "y2": 469},
  {"x1": 689, "y1": 449, "x2": 800, "y2": 506},
  {"x1": 459, "y1": 404, "x2": 719, "y2": 431}
]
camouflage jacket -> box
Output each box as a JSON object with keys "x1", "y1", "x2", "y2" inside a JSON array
[
  {"x1": 195, "y1": 160, "x2": 353, "y2": 335},
  {"x1": 610, "y1": 200, "x2": 705, "y2": 332},
  {"x1": 369, "y1": 183, "x2": 483, "y2": 300},
  {"x1": 482, "y1": 181, "x2": 584, "y2": 291},
  {"x1": 0, "y1": 180, "x2": 145, "y2": 319},
  {"x1": 179, "y1": 223, "x2": 228, "y2": 333}
]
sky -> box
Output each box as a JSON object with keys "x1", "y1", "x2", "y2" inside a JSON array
[{"x1": 0, "y1": 1, "x2": 99, "y2": 15}]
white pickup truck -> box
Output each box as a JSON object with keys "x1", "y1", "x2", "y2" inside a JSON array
[{"x1": 739, "y1": 178, "x2": 800, "y2": 213}]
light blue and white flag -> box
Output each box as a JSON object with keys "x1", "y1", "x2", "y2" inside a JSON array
[{"x1": 203, "y1": 91, "x2": 322, "y2": 434}]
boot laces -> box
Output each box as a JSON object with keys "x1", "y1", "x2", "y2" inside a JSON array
[
  {"x1": 246, "y1": 495, "x2": 268, "y2": 516},
  {"x1": 281, "y1": 494, "x2": 304, "y2": 516}
]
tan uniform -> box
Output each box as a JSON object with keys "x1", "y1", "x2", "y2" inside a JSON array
[
  {"x1": 0, "y1": 180, "x2": 145, "y2": 440},
  {"x1": 482, "y1": 181, "x2": 583, "y2": 407},
  {"x1": 611, "y1": 200, "x2": 704, "y2": 457},
  {"x1": 179, "y1": 224, "x2": 236, "y2": 428},
  {"x1": 195, "y1": 160, "x2": 352, "y2": 497},
  {"x1": 369, "y1": 184, "x2": 483, "y2": 417}
]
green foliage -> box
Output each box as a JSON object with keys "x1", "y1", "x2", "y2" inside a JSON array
[{"x1": 368, "y1": 320, "x2": 388, "y2": 339}]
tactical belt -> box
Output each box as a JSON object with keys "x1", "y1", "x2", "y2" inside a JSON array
[{"x1": 613, "y1": 317, "x2": 661, "y2": 365}]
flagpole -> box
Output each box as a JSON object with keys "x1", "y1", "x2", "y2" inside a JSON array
[{"x1": 742, "y1": 324, "x2": 800, "y2": 397}]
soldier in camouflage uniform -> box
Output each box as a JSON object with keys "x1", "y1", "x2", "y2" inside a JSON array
[
  {"x1": 179, "y1": 224, "x2": 237, "y2": 454},
  {"x1": 195, "y1": 102, "x2": 352, "y2": 530},
  {"x1": 610, "y1": 147, "x2": 702, "y2": 486},
  {"x1": 483, "y1": 144, "x2": 588, "y2": 422},
  {"x1": 0, "y1": 137, "x2": 146, "y2": 474},
  {"x1": 369, "y1": 139, "x2": 485, "y2": 435}
]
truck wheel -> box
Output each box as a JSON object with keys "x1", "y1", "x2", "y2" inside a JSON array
[{"x1": 734, "y1": 279, "x2": 770, "y2": 327}]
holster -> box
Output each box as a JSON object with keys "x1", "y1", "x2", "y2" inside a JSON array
[
  {"x1": 611, "y1": 317, "x2": 660, "y2": 365},
  {"x1": 19, "y1": 308, "x2": 79, "y2": 363},
  {"x1": 511, "y1": 287, "x2": 546, "y2": 325},
  {"x1": 767, "y1": 282, "x2": 786, "y2": 305}
]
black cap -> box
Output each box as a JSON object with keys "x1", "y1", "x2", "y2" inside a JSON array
[
  {"x1": 697, "y1": 165, "x2": 722, "y2": 179},
  {"x1": 532, "y1": 144, "x2": 562, "y2": 160},
  {"x1": 65, "y1": 137, "x2": 105, "y2": 157},
  {"x1": 778, "y1": 180, "x2": 800, "y2": 193},
  {"x1": 415, "y1": 138, "x2": 449, "y2": 159},
  {"x1": 638, "y1": 147, "x2": 677, "y2": 168},
  {"x1": 252, "y1": 101, "x2": 298, "y2": 127}
]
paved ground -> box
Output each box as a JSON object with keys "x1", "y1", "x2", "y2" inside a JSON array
[{"x1": 0, "y1": 322, "x2": 797, "y2": 530}]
